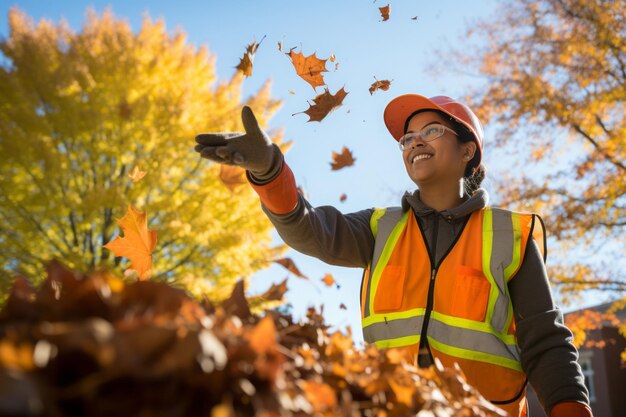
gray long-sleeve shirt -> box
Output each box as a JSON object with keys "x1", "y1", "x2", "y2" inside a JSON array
[{"x1": 254, "y1": 172, "x2": 589, "y2": 415}]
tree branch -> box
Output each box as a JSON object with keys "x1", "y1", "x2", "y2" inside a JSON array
[{"x1": 571, "y1": 123, "x2": 626, "y2": 171}]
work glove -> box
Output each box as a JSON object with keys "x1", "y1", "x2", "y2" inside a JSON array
[{"x1": 194, "y1": 106, "x2": 282, "y2": 182}]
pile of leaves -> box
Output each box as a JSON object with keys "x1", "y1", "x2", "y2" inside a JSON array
[{"x1": 0, "y1": 261, "x2": 505, "y2": 417}]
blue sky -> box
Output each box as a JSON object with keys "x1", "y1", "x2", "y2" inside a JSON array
[{"x1": 1, "y1": 0, "x2": 518, "y2": 344}]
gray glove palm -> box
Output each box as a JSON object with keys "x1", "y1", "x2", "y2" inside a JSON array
[{"x1": 194, "y1": 106, "x2": 281, "y2": 180}]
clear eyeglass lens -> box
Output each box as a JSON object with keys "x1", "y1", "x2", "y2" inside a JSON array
[
  {"x1": 399, "y1": 124, "x2": 446, "y2": 151},
  {"x1": 422, "y1": 125, "x2": 444, "y2": 141}
]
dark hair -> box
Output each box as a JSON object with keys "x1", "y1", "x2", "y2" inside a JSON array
[{"x1": 405, "y1": 109, "x2": 485, "y2": 196}]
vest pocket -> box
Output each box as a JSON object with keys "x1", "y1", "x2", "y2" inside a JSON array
[
  {"x1": 373, "y1": 265, "x2": 406, "y2": 312},
  {"x1": 451, "y1": 265, "x2": 490, "y2": 322}
]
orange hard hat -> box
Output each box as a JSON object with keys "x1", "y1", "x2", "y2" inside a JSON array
[{"x1": 383, "y1": 94, "x2": 484, "y2": 166}]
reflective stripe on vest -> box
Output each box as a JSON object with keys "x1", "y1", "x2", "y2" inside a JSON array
[
  {"x1": 361, "y1": 206, "x2": 540, "y2": 371},
  {"x1": 363, "y1": 207, "x2": 405, "y2": 319}
]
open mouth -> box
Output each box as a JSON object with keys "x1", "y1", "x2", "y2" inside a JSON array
[{"x1": 412, "y1": 154, "x2": 433, "y2": 164}]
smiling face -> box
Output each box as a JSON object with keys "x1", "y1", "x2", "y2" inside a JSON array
[{"x1": 402, "y1": 111, "x2": 476, "y2": 188}]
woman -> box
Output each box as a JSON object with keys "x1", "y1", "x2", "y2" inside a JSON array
[{"x1": 194, "y1": 94, "x2": 592, "y2": 417}]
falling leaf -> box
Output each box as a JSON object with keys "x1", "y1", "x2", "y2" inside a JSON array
[
  {"x1": 128, "y1": 165, "x2": 146, "y2": 182},
  {"x1": 258, "y1": 278, "x2": 288, "y2": 302},
  {"x1": 369, "y1": 78, "x2": 392, "y2": 95},
  {"x1": 288, "y1": 90, "x2": 296, "y2": 95},
  {"x1": 277, "y1": 40, "x2": 282, "y2": 52},
  {"x1": 235, "y1": 35, "x2": 266, "y2": 77},
  {"x1": 330, "y1": 147, "x2": 356, "y2": 171},
  {"x1": 103, "y1": 205, "x2": 157, "y2": 280},
  {"x1": 339, "y1": 303, "x2": 347, "y2": 310},
  {"x1": 411, "y1": 16, "x2": 418, "y2": 20},
  {"x1": 334, "y1": 62, "x2": 339, "y2": 71},
  {"x1": 273, "y1": 258, "x2": 308, "y2": 279},
  {"x1": 379, "y1": 4, "x2": 390, "y2": 21},
  {"x1": 329, "y1": 53, "x2": 336, "y2": 62},
  {"x1": 285, "y1": 49, "x2": 328, "y2": 90},
  {"x1": 339, "y1": 193, "x2": 347, "y2": 203},
  {"x1": 219, "y1": 165, "x2": 246, "y2": 192},
  {"x1": 296, "y1": 87, "x2": 348, "y2": 122},
  {"x1": 321, "y1": 273, "x2": 336, "y2": 287}
]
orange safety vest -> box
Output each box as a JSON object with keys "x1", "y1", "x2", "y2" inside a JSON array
[{"x1": 360, "y1": 206, "x2": 546, "y2": 417}]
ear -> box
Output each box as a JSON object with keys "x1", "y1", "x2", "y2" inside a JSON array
[{"x1": 463, "y1": 142, "x2": 477, "y2": 161}]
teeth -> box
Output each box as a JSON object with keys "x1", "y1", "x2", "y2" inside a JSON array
[{"x1": 412, "y1": 154, "x2": 432, "y2": 163}]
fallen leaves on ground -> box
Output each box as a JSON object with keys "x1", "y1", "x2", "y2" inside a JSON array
[
  {"x1": 330, "y1": 146, "x2": 356, "y2": 170},
  {"x1": 103, "y1": 205, "x2": 157, "y2": 279},
  {"x1": 297, "y1": 87, "x2": 349, "y2": 122},
  {"x1": 0, "y1": 261, "x2": 507, "y2": 417}
]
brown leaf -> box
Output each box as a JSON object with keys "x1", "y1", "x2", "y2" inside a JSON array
[
  {"x1": 277, "y1": 40, "x2": 282, "y2": 52},
  {"x1": 235, "y1": 36, "x2": 265, "y2": 77},
  {"x1": 369, "y1": 79, "x2": 392, "y2": 95},
  {"x1": 285, "y1": 49, "x2": 328, "y2": 90},
  {"x1": 339, "y1": 303, "x2": 347, "y2": 310},
  {"x1": 330, "y1": 147, "x2": 356, "y2": 171},
  {"x1": 329, "y1": 53, "x2": 336, "y2": 62},
  {"x1": 258, "y1": 278, "x2": 288, "y2": 302},
  {"x1": 339, "y1": 193, "x2": 347, "y2": 203},
  {"x1": 379, "y1": 4, "x2": 390, "y2": 21},
  {"x1": 221, "y1": 280, "x2": 252, "y2": 320},
  {"x1": 219, "y1": 164, "x2": 247, "y2": 192},
  {"x1": 273, "y1": 258, "x2": 308, "y2": 280},
  {"x1": 297, "y1": 87, "x2": 348, "y2": 122}
]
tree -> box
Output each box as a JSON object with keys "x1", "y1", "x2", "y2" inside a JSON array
[
  {"x1": 441, "y1": 0, "x2": 626, "y2": 359},
  {"x1": 0, "y1": 8, "x2": 286, "y2": 300},
  {"x1": 443, "y1": 0, "x2": 625, "y2": 302}
]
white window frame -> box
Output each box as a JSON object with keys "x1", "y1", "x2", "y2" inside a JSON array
[{"x1": 578, "y1": 350, "x2": 596, "y2": 402}]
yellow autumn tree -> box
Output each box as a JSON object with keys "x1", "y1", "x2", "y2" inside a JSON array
[
  {"x1": 441, "y1": 0, "x2": 625, "y2": 353},
  {"x1": 0, "y1": 8, "x2": 286, "y2": 301}
]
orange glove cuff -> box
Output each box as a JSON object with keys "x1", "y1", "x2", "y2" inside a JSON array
[
  {"x1": 550, "y1": 401, "x2": 593, "y2": 417},
  {"x1": 247, "y1": 161, "x2": 298, "y2": 214}
]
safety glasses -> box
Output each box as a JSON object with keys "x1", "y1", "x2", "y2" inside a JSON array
[{"x1": 399, "y1": 123, "x2": 458, "y2": 151}]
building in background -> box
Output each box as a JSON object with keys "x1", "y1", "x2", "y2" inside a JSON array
[{"x1": 527, "y1": 301, "x2": 626, "y2": 417}]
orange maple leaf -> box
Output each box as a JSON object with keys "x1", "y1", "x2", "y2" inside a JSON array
[
  {"x1": 236, "y1": 36, "x2": 265, "y2": 77},
  {"x1": 369, "y1": 78, "x2": 392, "y2": 95},
  {"x1": 297, "y1": 87, "x2": 348, "y2": 122},
  {"x1": 273, "y1": 257, "x2": 308, "y2": 280},
  {"x1": 219, "y1": 165, "x2": 246, "y2": 192},
  {"x1": 330, "y1": 146, "x2": 356, "y2": 170},
  {"x1": 285, "y1": 49, "x2": 328, "y2": 90},
  {"x1": 379, "y1": 4, "x2": 390, "y2": 21},
  {"x1": 128, "y1": 165, "x2": 146, "y2": 182},
  {"x1": 103, "y1": 205, "x2": 157, "y2": 280},
  {"x1": 339, "y1": 193, "x2": 347, "y2": 202}
]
